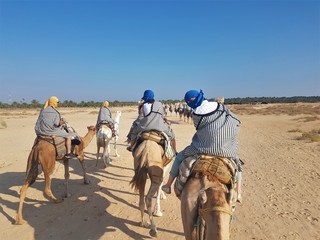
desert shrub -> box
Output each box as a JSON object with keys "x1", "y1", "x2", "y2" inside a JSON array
[
  {"x1": 288, "y1": 129, "x2": 302, "y2": 133},
  {"x1": 296, "y1": 129, "x2": 320, "y2": 142},
  {"x1": 89, "y1": 111, "x2": 99, "y2": 115},
  {"x1": 0, "y1": 119, "x2": 7, "y2": 128},
  {"x1": 302, "y1": 116, "x2": 319, "y2": 122}
]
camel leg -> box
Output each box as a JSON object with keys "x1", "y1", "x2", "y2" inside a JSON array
[
  {"x1": 160, "y1": 164, "x2": 170, "y2": 200},
  {"x1": 114, "y1": 137, "x2": 120, "y2": 157},
  {"x1": 78, "y1": 158, "x2": 90, "y2": 184},
  {"x1": 43, "y1": 169, "x2": 62, "y2": 203},
  {"x1": 154, "y1": 167, "x2": 168, "y2": 214},
  {"x1": 15, "y1": 183, "x2": 29, "y2": 225},
  {"x1": 106, "y1": 143, "x2": 111, "y2": 164},
  {"x1": 96, "y1": 145, "x2": 101, "y2": 167},
  {"x1": 181, "y1": 178, "x2": 202, "y2": 240},
  {"x1": 102, "y1": 144, "x2": 108, "y2": 167},
  {"x1": 138, "y1": 178, "x2": 147, "y2": 228},
  {"x1": 146, "y1": 182, "x2": 160, "y2": 237},
  {"x1": 63, "y1": 159, "x2": 71, "y2": 198},
  {"x1": 153, "y1": 184, "x2": 163, "y2": 217}
]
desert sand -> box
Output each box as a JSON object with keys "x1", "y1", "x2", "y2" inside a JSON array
[{"x1": 0, "y1": 105, "x2": 319, "y2": 240}]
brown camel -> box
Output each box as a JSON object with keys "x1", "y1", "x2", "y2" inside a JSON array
[
  {"x1": 179, "y1": 158, "x2": 236, "y2": 240},
  {"x1": 15, "y1": 125, "x2": 96, "y2": 225},
  {"x1": 130, "y1": 140, "x2": 165, "y2": 237}
]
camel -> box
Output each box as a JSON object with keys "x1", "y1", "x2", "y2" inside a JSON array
[
  {"x1": 96, "y1": 110, "x2": 122, "y2": 168},
  {"x1": 183, "y1": 106, "x2": 193, "y2": 124},
  {"x1": 15, "y1": 125, "x2": 96, "y2": 225},
  {"x1": 179, "y1": 157, "x2": 237, "y2": 240},
  {"x1": 179, "y1": 106, "x2": 184, "y2": 120},
  {"x1": 130, "y1": 139, "x2": 167, "y2": 237}
]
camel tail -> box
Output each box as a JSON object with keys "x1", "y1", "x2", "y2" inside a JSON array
[
  {"x1": 24, "y1": 147, "x2": 39, "y2": 186},
  {"x1": 130, "y1": 148, "x2": 148, "y2": 192}
]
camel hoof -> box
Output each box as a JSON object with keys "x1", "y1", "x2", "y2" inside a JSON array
[
  {"x1": 149, "y1": 228, "x2": 157, "y2": 237},
  {"x1": 84, "y1": 180, "x2": 90, "y2": 185},
  {"x1": 14, "y1": 218, "x2": 25, "y2": 225},
  {"x1": 115, "y1": 154, "x2": 120, "y2": 157},
  {"x1": 65, "y1": 193, "x2": 72, "y2": 198},
  {"x1": 153, "y1": 211, "x2": 163, "y2": 217},
  {"x1": 54, "y1": 198, "x2": 63, "y2": 203},
  {"x1": 140, "y1": 221, "x2": 150, "y2": 228}
]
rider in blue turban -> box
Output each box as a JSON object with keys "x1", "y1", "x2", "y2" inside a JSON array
[
  {"x1": 184, "y1": 89, "x2": 204, "y2": 109},
  {"x1": 141, "y1": 90, "x2": 155, "y2": 102}
]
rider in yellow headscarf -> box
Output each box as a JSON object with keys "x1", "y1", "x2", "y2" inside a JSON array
[
  {"x1": 43, "y1": 96, "x2": 59, "y2": 109},
  {"x1": 35, "y1": 96, "x2": 77, "y2": 159},
  {"x1": 96, "y1": 100, "x2": 116, "y2": 136},
  {"x1": 102, "y1": 101, "x2": 109, "y2": 107}
]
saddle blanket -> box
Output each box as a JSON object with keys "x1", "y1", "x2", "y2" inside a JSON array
[
  {"x1": 34, "y1": 135, "x2": 67, "y2": 158},
  {"x1": 139, "y1": 130, "x2": 176, "y2": 166},
  {"x1": 174, "y1": 155, "x2": 236, "y2": 197}
]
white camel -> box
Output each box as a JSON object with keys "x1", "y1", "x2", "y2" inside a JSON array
[{"x1": 96, "y1": 110, "x2": 122, "y2": 168}]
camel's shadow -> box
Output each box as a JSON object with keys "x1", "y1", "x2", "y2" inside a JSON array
[{"x1": 0, "y1": 154, "x2": 183, "y2": 239}]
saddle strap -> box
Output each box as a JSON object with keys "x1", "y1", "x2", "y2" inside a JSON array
[
  {"x1": 199, "y1": 206, "x2": 233, "y2": 216},
  {"x1": 141, "y1": 131, "x2": 163, "y2": 143}
]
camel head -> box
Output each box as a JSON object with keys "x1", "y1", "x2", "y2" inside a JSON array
[
  {"x1": 115, "y1": 111, "x2": 122, "y2": 123},
  {"x1": 87, "y1": 125, "x2": 96, "y2": 132}
]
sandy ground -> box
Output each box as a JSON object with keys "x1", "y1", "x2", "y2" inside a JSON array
[{"x1": 0, "y1": 106, "x2": 319, "y2": 240}]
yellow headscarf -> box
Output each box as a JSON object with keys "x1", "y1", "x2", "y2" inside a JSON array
[
  {"x1": 43, "y1": 96, "x2": 59, "y2": 109},
  {"x1": 102, "y1": 101, "x2": 109, "y2": 107}
]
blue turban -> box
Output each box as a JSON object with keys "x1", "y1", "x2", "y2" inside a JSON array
[
  {"x1": 141, "y1": 90, "x2": 154, "y2": 102},
  {"x1": 184, "y1": 89, "x2": 204, "y2": 109}
]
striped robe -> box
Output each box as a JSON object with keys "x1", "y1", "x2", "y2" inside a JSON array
[
  {"x1": 182, "y1": 102, "x2": 241, "y2": 158},
  {"x1": 131, "y1": 101, "x2": 175, "y2": 140}
]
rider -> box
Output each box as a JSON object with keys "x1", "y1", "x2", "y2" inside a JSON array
[
  {"x1": 162, "y1": 89, "x2": 242, "y2": 202},
  {"x1": 96, "y1": 100, "x2": 116, "y2": 137},
  {"x1": 34, "y1": 96, "x2": 77, "y2": 159},
  {"x1": 127, "y1": 89, "x2": 177, "y2": 152}
]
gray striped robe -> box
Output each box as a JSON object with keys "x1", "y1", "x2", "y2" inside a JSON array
[{"x1": 183, "y1": 103, "x2": 241, "y2": 158}]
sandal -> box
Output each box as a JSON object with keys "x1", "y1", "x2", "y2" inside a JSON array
[{"x1": 65, "y1": 153, "x2": 77, "y2": 159}]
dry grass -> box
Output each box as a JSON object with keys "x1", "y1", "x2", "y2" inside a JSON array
[
  {"x1": 89, "y1": 111, "x2": 99, "y2": 115},
  {"x1": 288, "y1": 129, "x2": 303, "y2": 133},
  {"x1": 296, "y1": 129, "x2": 320, "y2": 142},
  {"x1": 229, "y1": 103, "x2": 320, "y2": 116},
  {"x1": 0, "y1": 110, "x2": 38, "y2": 117},
  {"x1": 0, "y1": 119, "x2": 7, "y2": 129},
  {"x1": 294, "y1": 116, "x2": 320, "y2": 122}
]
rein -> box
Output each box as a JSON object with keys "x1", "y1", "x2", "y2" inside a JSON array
[{"x1": 199, "y1": 206, "x2": 233, "y2": 216}]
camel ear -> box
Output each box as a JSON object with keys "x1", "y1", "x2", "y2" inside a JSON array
[{"x1": 199, "y1": 189, "x2": 207, "y2": 204}]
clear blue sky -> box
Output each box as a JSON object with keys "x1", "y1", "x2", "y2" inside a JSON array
[{"x1": 0, "y1": 0, "x2": 319, "y2": 104}]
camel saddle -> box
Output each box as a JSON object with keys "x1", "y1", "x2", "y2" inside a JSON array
[
  {"x1": 97, "y1": 121, "x2": 116, "y2": 137},
  {"x1": 192, "y1": 155, "x2": 236, "y2": 185},
  {"x1": 135, "y1": 130, "x2": 175, "y2": 167},
  {"x1": 34, "y1": 135, "x2": 77, "y2": 159},
  {"x1": 174, "y1": 154, "x2": 236, "y2": 197}
]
